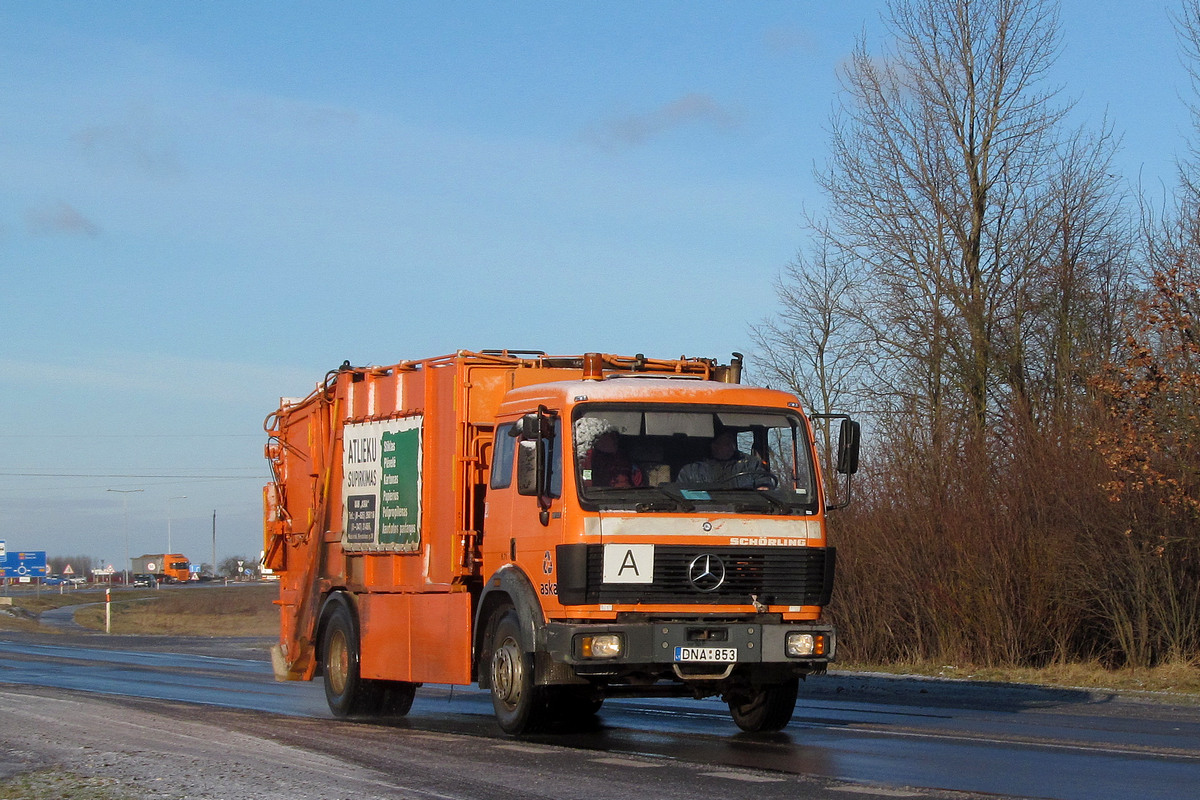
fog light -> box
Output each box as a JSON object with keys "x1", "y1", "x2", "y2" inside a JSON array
[
  {"x1": 580, "y1": 633, "x2": 622, "y2": 659},
  {"x1": 786, "y1": 632, "x2": 825, "y2": 657}
]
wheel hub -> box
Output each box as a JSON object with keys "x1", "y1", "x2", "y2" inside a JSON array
[
  {"x1": 491, "y1": 637, "x2": 523, "y2": 707},
  {"x1": 328, "y1": 631, "x2": 349, "y2": 695}
]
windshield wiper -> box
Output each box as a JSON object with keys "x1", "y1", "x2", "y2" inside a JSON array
[
  {"x1": 644, "y1": 484, "x2": 695, "y2": 512},
  {"x1": 731, "y1": 490, "x2": 791, "y2": 515}
]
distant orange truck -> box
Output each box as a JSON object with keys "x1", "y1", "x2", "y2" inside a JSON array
[
  {"x1": 130, "y1": 553, "x2": 190, "y2": 583},
  {"x1": 263, "y1": 350, "x2": 858, "y2": 733}
]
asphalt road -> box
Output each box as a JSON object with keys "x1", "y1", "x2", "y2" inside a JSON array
[{"x1": 2, "y1": 630, "x2": 1199, "y2": 800}]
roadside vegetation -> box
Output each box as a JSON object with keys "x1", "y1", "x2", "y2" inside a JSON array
[
  {"x1": 754, "y1": 0, "x2": 1200, "y2": 680},
  {"x1": 0, "y1": 583, "x2": 278, "y2": 637},
  {"x1": 0, "y1": 770, "x2": 136, "y2": 800},
  {"x1": 77, "y1": 583, "x2": 279, "y2": 636}
]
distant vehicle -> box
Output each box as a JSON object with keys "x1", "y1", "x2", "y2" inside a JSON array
[
  {"x1": 42, "y1": 577, "x2": 63, "y2": 586},
  {"x1": 65, "y1": 577, "x2": 87, "y2": 586},
  {"x1": 131, "y1": 574, "x2": 155, "y2": 587},
  {"x1": 130, "y1": 553, "x2": 190, "y2": 583}
]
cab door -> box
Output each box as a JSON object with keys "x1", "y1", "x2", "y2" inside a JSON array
[{"x1": 482, "y1": 410, "x2": 564, "y2": 588}]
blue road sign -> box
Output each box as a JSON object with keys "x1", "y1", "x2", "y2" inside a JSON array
[{"x1": 0, "y1": 550, "x2": 48, "y2": 579}]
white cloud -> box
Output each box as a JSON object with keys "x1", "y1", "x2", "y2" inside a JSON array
[
  {"x1": 584, "y1": 93, "x2": 741, "y2": 149},
  {"x1": 71, "y1": 104, "x2": 184, "y2": 183},
  {"x1": 25, "y1": 201, "x2": 101, "y2": 237}
]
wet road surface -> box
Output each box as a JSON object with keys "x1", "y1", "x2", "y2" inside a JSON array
[{"x1": 2, "y1": 631, "x2": 1199, "y2": 799}]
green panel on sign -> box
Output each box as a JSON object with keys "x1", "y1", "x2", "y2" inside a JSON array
[{"x1": 379, "y1": 428, "x2": 420, "y2": 548}]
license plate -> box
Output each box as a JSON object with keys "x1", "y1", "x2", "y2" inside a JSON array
[{"x1": 674, "y1": 646, "x2": 737, "y2": 662}]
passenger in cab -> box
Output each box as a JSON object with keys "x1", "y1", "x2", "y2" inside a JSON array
[{"x1": 580, "y1": 428, "x2": 644, "y2": 488}]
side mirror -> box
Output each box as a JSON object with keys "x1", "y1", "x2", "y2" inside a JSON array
[
  {"x1": 515, "y1": 410, "x2": 556, "y2": 440},
  {"x1": 810, "y1": 412, "x2": 861, "y2": 510},
  {"x1": 837, "y1": 419, "x2": 861, "y2": 475},
  {"x1": 515, "y1": 406, "x2": 559, "y2": 526}
]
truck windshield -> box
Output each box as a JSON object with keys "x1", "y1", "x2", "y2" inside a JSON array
[{"x1": 573, "y1": 407, "x2": 817, "y2": 513}]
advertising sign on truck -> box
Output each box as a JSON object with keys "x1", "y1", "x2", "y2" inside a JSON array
[{"x1": 342, "y1": 418, "x2": 422, "y2": 550}]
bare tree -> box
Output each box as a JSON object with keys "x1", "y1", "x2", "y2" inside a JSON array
[
  {"x1": 1009, "y1": 124, "x2": 1135, "y2": 427},
  {"x1": 1176, "y1": 0, "x2": 1200, "y2": 205},
  {"x1": 1156, "y1": 0, "x2": 1200, "y2": 284},
  {"x1": 759, "y1": 0, "x2": 1138, "y2": 666},
  {"x1": 751, "y1": 234, "x2": 875, "y2": 474},
  {"x1": 822, "y1": 0, "x2": 1080, "y2": 443}
]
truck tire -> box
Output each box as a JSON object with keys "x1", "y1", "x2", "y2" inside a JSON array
[
  {"x1": 727, "y1": 677, "x2": 799, "y2": 733},
  {"x1": 488, "y1": 608, "x2": 548, "y2": 734},
  {"x1": 321, "y1": 602, "x2": 381, "y2": 718}
]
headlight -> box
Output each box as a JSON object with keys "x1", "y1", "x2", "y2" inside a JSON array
[
  {"x1": 786, "y1": 632, "x2": 826, "y2": 657},
  {"x1": 579, "y1": 633, "x2": 622, "y2": 659}
]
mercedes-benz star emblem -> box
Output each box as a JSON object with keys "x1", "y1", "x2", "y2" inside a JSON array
[{"x1": 687, "y1": 554, "x2": 726, "y2": 592}]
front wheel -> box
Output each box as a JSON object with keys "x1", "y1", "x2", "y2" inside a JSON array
[
  {"x1": 488, "y1": 609, "x2": 548, "y2": 734},
  {"x1": 727, "y1": 677, "x2": 799, "y2": 732}
]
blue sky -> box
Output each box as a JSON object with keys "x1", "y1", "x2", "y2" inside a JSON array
[{"x1": 0, "y1": 1, "x2": 1188, "y2": 570}]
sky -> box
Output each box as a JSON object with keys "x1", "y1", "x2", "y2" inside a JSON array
[{"x1": 0, "y1": 1, "x2": 1189, "y2": 572}]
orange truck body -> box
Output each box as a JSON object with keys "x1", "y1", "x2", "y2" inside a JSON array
[{"x1": 263, "y1": 350, "x2": 855, "y2": 733}]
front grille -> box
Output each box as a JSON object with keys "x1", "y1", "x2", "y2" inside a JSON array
[{"x1": 558, "y1": 545, "x2": 834, "y2": 606}]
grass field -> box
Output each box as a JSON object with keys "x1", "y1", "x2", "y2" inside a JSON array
[{"x1": 0, "y1": 582, "x2": 279, "y2": 637}]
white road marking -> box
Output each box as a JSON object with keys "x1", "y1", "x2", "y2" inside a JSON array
[
  {"x1": 698, "y1": 770, "x2": 785, "y2": 782},
  {"x1": 590, "y1": 756, "x2": 664, "y2": 768}
]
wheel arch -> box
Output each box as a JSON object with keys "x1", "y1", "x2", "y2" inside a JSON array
[{"x1": 474, "y1": 564, "x2": 544, "y2": 688}]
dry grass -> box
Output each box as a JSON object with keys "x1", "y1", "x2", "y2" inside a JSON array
[
  {"x1": 0, "y1": 770, "x2": 135, "y2": 800},
  {"x1": 0, "y1": 589, "x2": 153, "y2": 633},
  {"x1": 0, "y1": 583, "x2": 280, "y2": 637},
  {"x1": 71, "y1": 583, "x2": 280, "y2": 636}
]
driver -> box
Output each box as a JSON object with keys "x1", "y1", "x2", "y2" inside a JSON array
[{"x1": 678, "y1": 429, "x2": 770, "y2": 489}]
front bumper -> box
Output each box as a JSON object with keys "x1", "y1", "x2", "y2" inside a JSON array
[{"x1": 538, "y1": 618, "x2": 835, "y2": 684}]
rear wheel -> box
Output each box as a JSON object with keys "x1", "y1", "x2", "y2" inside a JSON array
[
  {"x1": 488, "y1": 609, "x2": 548, "y2": 734},
  {"x1": 727, "y1": 677, "x2": 799, "y2": 732},
  {"x1": 374, "y1": 680, "x2": 417, "y2": 717},
  {"x1": 323, "y1": 602, "x2": 374, "y2": 717}
]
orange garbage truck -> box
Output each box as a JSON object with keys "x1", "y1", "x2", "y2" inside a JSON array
[{"x1": 263, "y1": 350, "x2": 858, "y2": 733}]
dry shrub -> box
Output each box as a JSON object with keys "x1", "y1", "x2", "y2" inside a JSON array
[
  {"x1": 829, "y1": 407, "x2": 1118, "y2": 669},
  {"x1": 76, "y1": 584, "x2": 279, "y2": 637}
]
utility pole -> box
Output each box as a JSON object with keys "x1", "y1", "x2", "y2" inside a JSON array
[
  {"x1": 107, "y1": 488, "x2": 144, "y2": 586},
  {"x1": 211, "y1": 510, "x2": 217, "y2": 578},
  {"x1": 167, "y1": 496, "x2": 187, "y2": 553}
]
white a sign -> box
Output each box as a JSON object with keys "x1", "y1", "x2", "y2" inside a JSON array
[{"x1": 602, "y1": 544, "x2": 654, "y2": 584}]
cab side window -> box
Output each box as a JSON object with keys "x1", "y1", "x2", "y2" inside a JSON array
[{"x1": 491, "y1": 423, "x2": 516, "y2": 489}]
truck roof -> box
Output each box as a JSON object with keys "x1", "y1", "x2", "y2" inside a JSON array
[{"x1": 498, "y1": 376, "x2": 802, "y2": 413}]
